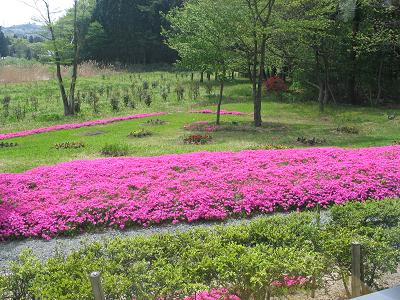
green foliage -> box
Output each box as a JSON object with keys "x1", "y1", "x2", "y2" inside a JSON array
[
  {"x1": 109, "y1": 96, "x2": 119, "y2": 111},
  {"x1": 1, "y1": 200, "x2": 399, "y2": 299},
  {"x1": 337, "y1": 126, "x2": 360, "y2": 134},
  {"x1": 92, "y1": 0, "x2": 180, "y2": 64},
  {"x1": 0, "y1": 27, "x2": 9, "y2": 57},
  {"x1": 128, "y1": 129, "x2": 152, "y2": 138},
  {"x1": 100, "y1": 144, "x2": 129, "y2": 157},
  {"x1": 2, "y1": 96, "x2": 11, "y2": 118},
  {"x1": 54, "y1": 142, "x2": 85, "y2": 149}
]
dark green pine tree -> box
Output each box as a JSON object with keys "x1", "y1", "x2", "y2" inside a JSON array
[
  {"x1": 91, "y1": 0, "x2": 182, "y2": 64},
  {"x1": 0, "y1": 27, "x2": 9, "y2": 57}
]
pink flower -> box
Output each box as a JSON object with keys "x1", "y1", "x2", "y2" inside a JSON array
[
  {"x1": 0, "y1": 146, "x2": 399, "y2": 240},
  {"x1": 0, "y1": 112, "x2": 166, "y2": 140},
  {"x1": 190, "y1": 110, "x2": 249, "y2": 116}
]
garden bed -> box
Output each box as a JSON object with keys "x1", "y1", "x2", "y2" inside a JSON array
[
  {"x1": 0, "y1": 112, "x2": 165, "y2": 140},
  {"x1": 0, "y1": 146, "x2": 399, "y2": 240}
]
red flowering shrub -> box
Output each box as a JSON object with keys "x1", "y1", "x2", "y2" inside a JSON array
[
  {"x1": 183, "y1": 134, "x2": 212, "y2": 145},
  {"x1": 265, "y1": 76, "x2": 288, "y2": 93}
]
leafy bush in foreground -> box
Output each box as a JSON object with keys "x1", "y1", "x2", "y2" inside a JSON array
[{"x1": 1, "y1": 199, "x2": 399, "y2": 300}]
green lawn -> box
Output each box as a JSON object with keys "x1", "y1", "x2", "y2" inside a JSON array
[{"x1": 1, "y1": 98, "x2": 399, "y2": 173}]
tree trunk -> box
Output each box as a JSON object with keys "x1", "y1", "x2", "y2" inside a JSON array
[
  {"x1": 216, "y1": 80, "x2": 224, "y2": 125},
  {"x1": 255, "y1": 34, "x2": 267, "y2": 127},
  {"x1": 45, "y1": 2, "x2": 69, "y2": 115},
  {"x1": 68, "y1": 0, "x2": 79, "y2": 115},
  {"x1": 315, "y1": 48, "x2": 325, "y2": 112},
  {"x1": 349, "y1": 0, "x2": 361, "y2": 105},
  {"x1": 200, "y1": 71, "x2": 204, "y2": 83},
  {"x1": 231, "y1": 71, "x2": 235, "y2": 80},
  {"x1": 207, "y1": 72, "x2": 211, "y2": 81},
  {"x1": 375, "y1": 59, "x2": 383, "y2": 106},
  {"x1": 318, "y1": 80, "x2": 325, "y2": 113}
]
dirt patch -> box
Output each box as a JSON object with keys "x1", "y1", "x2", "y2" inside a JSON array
[
  {"x1": 78, "y1": 130, "x2": 106, "y2": 137},
  {"x1": 216, "y1": 122, "x2": 288, "y2": 133}
]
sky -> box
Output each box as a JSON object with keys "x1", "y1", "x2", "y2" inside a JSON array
[{"x1": 0, "y1": 0, "x2": 74, "y2": 27}]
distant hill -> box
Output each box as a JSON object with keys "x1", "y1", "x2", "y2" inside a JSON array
[{"x1": 2, "y1": 23, "x2": 43, "y2": 38}]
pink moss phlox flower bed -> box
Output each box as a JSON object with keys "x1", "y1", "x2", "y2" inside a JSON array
[
  {"x1": 1, "y1": 146, "x2": 399, "y2": 240},
  {"x1": 190, "y1": 109, "x2": 248, "y2": 116},
  {"x1": 0, "y1": 112, "x2": 166, "y2": 141}
]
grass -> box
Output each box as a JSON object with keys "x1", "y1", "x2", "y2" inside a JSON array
[
  {"x1": 0, "y1": 69, "x2": 399, "y2": 173},
  {"x1": 0, "y1": 99, "x2": 399, "y2": 173}
]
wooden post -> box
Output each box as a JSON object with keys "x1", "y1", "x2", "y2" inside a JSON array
[
  {"x1": 310, "y1": 276, "x2": 316, "y2": 298},
  {"x1": 90, "y1": 271, "x2": 106, "y2": 300},
  {"x1": 351, "y1": 242, "x2": 362, "y2": 298}
]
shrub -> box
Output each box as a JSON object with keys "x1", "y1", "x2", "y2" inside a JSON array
[
  {"x1": 123, "y1": 94, "x2": 130, "y2": 107},
  {"x1": 128, "y1": 129, "x2": 152, "y2": 138},
  {"x1": 89, "y1": 91, "x2": 100, "y2": 114},
  {"x1": 175, "y1": 84, "x2": 185, "y2": 101},
  {"x1": 152, "y1": 80, "x2": 159, "y2": 88},
  {"x1": 74, "y1": 93, "x2": 81, "y2": 113},
  {"x1": 2, "y1": 96, "x2": 11, "y2": 118},
  {"x1": 337, "y1": 126, "x2": 360, "y2": 134},
  {"x1": 30, "y1": 96, "x2": 39, "y2": 111},
  {"x1": 101, "y1": 144, "x2": 129, "y2": 157},
  {"x1": 265, "y1": 77, "x2": 288, "y2": 93},
  {"x1": 296, "y1": 137, "x2": 326, "y2": 146},
  {"x1": 0, "y1": 141, "x2": 18, "y2": 148},
  {"x1": 143, "y1": 92, "x2": 152, "y2": 107},
  {"x1": 13, "y1": 104, "x2": 25, "y2": 121},
  {"x1": 246, "y1": 144, "x2": 291, "y2": 150},
  {"x1": 160, "y1": 86, "x2": 169, "y2": 101},
  {"x1": 205, "y1": 82, "x2": 214, "y2": 96},
  {"x1": 189, "y1": 82, "x2": 200, "y2": 100},
  {"x1": 183, "y1": 134, "x2": 212, "y2": 145},
  {"x1": 110, "y1": 96, "x2": 120, "y2": 111},
  {"x1": 3, "y1": 200, "x2": 400, "y2": 299},
  {"x1": 54, "y1": 142, "x2": 85, "y2": 150},
  {"x1": 142, "y1": 119, "x2": 166, "y2": 126}
]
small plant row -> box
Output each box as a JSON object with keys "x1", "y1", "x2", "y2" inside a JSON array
[
  {"x1": 0, "y1": 75, "x2": 211, "y2": 121},
  {"x1": 337, "y1": 126, "x2": 360, "y2": 134},
  {"x1": 246, "y1": 144, "x2": 291, "y2": 150},
  {"x1": 0, "y1": 141, "x2": 18, "y2": 148},
  {"x1": 183, "y1": 134, "x2": 213, "y2": 145},
  {"x1": 1, "y1": 199, "x2": 399, "y2": 300},
  {"x1": 128, "y1": 129, "x2": 153, "y2": 138},
  {"x1": 141, "y1": 119, "x2": 167, "y2": 126},
  {"x1": 297, "y1": 136, "x2": 327, "y2": 146},
  {"x1": 54, "y1": 142, "x2": 85, "y2": 150}
]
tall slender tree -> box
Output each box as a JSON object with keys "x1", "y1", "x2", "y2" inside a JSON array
[
  {"x1": 166, "y1": 0, "x2": 241, "y2": 125},
  {"x1": 28, "y1": 0, "x2": 80, "y2": 116}
]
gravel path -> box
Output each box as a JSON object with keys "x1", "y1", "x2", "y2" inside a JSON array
[
  {"x1": 0, "y1": 211, "x2": 331, "y2": 271},
  {"x1": 2, "y1": 213, "x2": 306, "y2": 271}
]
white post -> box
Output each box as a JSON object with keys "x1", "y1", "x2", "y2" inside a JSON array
[{"x1": 90, "y1": 271, "x2": 106, "y2": 300}]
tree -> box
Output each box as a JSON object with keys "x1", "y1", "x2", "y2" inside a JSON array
[
  {"x1": 28, "y1": 0, "x2": 81, "y2": 116},
  {"x1": 166, "y1": 0, "x2": 241, "y2": 125},
  {"x1": 92, "y1": 0, "x2": 182, "y2": 64},
  {"x1": 0, "y1": 27, "x2": 9, "y2": 57},
  {"x1": 247, "y1": 0, "x2": 276, "y2": 126}
]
